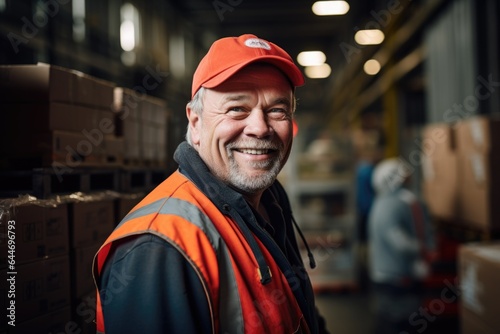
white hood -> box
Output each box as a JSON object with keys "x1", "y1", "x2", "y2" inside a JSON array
[{"x1": 372, "y1": 158, "x2": 411, "y2": 194}]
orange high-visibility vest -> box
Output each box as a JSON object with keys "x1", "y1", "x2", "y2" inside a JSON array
[{"x1": 93, "y1": 170, "x2": 310, "y2": 334}]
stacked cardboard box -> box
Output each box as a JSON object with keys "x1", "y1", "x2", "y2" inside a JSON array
[
  {"x1": 0, "y1": 200, "x2": 69, "y2": 267},
  {"x1": 67, "y1": 195, "x2": 116, "y2": 334},
  {"x1": 113, "y1": 87, "x2": 141, "y2": 164},
  {"x1": 455, "y1": 116, "x2": 500, "y2": 230},
  {"x1": 141, "y1": 95, "x2": 169, "y2": 166},
  {"x1": 14, "y1": 256, "x2": 71, "y2": 324},
  {"x1": 13, "y1": 307, "x2": 72, "y2": 334},
  {"x1": 421, "y1": 123, "x2": 459, "y2": 220},
  {"x1": 67, "y1": 196, "x2": 115, "y2": 300},
  {"x1": 0, "y1": 199, "x2": 71, "y2": 332},
  {"x1": 115, "y1": 192, "x2": 145, "y2": 222},
  {"x1": 458, "y1": 242, "x2": 500, "y2": 334},
  {"x1": 68, "y1": 197, "x2": 115, "y2": 248},
  {"x1": 0, "y1": 63, "x2": 117, "y2": 169},
  {"x1": 113, "y1": 87, "x2": 169, "y2": 167},
  {"x1": 0, "y1": 193, "x2": 133, "y2": 333},
  {"x1": 421, "y1": 116, "x2": 500, "y2": 231}
]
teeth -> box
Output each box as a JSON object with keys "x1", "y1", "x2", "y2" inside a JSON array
[{"x1": 240, "y1": 149, "x2": 269, "y2": 155}]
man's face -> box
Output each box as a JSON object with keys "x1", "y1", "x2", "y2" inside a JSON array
[{"x1": 187, "y1": 64, "x2": 295, "y2": 195}]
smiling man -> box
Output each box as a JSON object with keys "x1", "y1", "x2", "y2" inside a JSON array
[
  {"x1": 188, "y1": 64, "x2": 294, "y2": 208},
  {"x1": 93, "y1": 34, "x2": 329, "y2": 334}
]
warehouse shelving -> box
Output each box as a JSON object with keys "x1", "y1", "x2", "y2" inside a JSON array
[{"x1": 281, "y1": 134, "x2": 359, "y2": 292}]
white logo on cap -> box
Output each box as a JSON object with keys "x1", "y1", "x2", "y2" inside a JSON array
[{"x1": 244, "y1": 38, "x2": 271, "y2": 50}]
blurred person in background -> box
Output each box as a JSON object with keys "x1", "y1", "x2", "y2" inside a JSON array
[
  {"x1": 352, "y1": 118, "x2": 385, "y2": 290},
  {"x1": 368, "y1": 157, "x2": 436, "y2": 334}
]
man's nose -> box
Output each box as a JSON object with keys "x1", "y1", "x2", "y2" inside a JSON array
[{"x1": 243, "y1": 110, "x2": 273, "y2": 138}]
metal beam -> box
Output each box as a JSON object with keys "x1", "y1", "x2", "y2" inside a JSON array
[{"x1": 324, "y1": 0, "x2": 448, "y2": 130}]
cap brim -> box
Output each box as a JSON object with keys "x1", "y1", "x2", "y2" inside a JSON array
[{"x1": 201, "y1": 56, "x2": 305, "y2": 90}]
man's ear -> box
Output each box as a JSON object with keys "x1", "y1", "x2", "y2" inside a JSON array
[{"x1": 186, "y1": 105, "x2": 201, "y2": 145}]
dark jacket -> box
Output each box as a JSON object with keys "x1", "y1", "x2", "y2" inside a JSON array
[{"x1": 97, "y1": 142, "x2": 328, "y2": 333}]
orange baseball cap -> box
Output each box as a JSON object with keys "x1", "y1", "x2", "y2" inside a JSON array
[{"x1": 191, "y1": 34, "x2": 305, "y2": 97}]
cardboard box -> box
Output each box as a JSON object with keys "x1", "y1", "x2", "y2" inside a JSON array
[
  {"x1": 99, "y1": 110, "x2": 117, "y2": 140},
  {"x1": 3, "y1": 130, "x2": 105, "y2": 168},
  {"x1": 122, "y1": 117, "x2": 140, "y2": 142},
  {"x1": 114, "y1": 89, "x2": 169, "y2": 165},
  {"x1": 0, "y1": 63, "x2": 75, "y2": 103},
  {"x1": 421, "y1": 122, "x2": 456, "y2": 155},
  {"x1": 115, "y1": 193, "x2": 144, "y2": 222},
  {"x1": 141, "y1": 122, "x2": 157, "y2": 161},
  {"x1": 113, "y1": 87, "x2": 140, "y2": 119},
  {"x1": 93, "y1": 77, "x2": 115, "y2": 110},
  {"x1": 428, "y1": 117, "x2": 500, "y2": 229},
  {"x1": 152, "y1": 102, "x2": 168, "y2": 127},
  {"x1": 0, "y1": 222, "x2": 7, "y2": 269},
  {"x1": 15, "y1": 307, "x2": 72, "y2": 334},
  {"x1": 141, "y1": 95, "x2": 167, "y2": 123},
  {"x1": 0, "y1": 268, "x2": 6, "y2": 332},
  {"x1": 456, "y1": 151, "x2": 500, "y2": 229},
  {"x1": 15, "y1": 255, "x2": 71, "y2": 322},
  {"x1": 0, "y1": 63, "x2": 115, "y2": 109},
  {"x1": 104, "y1": 135, "x2": 125, "y2": 165},
  {"x1": 123, "y1": 118, "x2": 142, "y2": 161},
  {"x1": 140, "y1": 121, "x2": 168, "y2": 165},
  {"x1": 114, "y1": 87, "x2": 142, "y2": 162},
  {"x1": 0, "y1": 202, "x2": 69, "y2": 266},
  {"x1": 69, "y1": 199, "x2": 115, "y2": 248},
  {"x1": 454, "y1": 116, "x2": 500, "y2": 230},
  {"x1": 157, "y1": 145, "x2": 168, "y2": 167},
  {"x1": 420, "y1": 124, "x2": 458, "y2": 220},
  {"x1": 73, "y1": 71, "x2": 115, "y2": 109},
  {"x1": 422, "y1": 152, "x2": 458, "y2": 220},
  {"x1": 458, "y1": 242, "x2": 500, "y2": 333},
  {"x1": 0, "y1": 103, "x2": 102, "y2": 135},
  {"x1": 461, "y1": 308, "x2": 497, "y2": 334},
  {"x1": 71, "y1": 290, "x2": 97, "y2": 334},
  {"x1": 71, "y1": 242, "x2": 101, "y2": 299},
  {"x1": 72, "y1": 71, "x2": 94, "y2": 108},
  {"x1": 455, "y1": 116, "x2": 500, "y2": 152}
]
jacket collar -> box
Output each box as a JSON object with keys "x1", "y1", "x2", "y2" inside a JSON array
[
  {"x1": 174, "y1": 141, "x2": 273, "y2": 284},
  {"x1": 174, "y1": 141, "x2": 255, "y2": 216},
  {"x1": 173, "y1": 142, "x2": 319, "y2": 332}
]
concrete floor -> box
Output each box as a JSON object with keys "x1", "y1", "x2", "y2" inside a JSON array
[
  {"x1": 314, "y1": 289, "x2": 460, "y2": 334},
  {"x1": 315, "y1": 291, "x2": 375, "y2": 333}
]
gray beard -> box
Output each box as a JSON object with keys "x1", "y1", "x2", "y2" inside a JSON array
[
  {"x1": 227, "y1": 155, "x2": 282, "y2": 194},
  {"x1": 207, "y1": 139, "x2": 288, "y2": 194}
]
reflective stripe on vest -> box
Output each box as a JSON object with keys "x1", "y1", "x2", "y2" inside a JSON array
[
  {"x1": 93, "y1": 171, "x2": 308, "y2": 334},
  {"x1": 94, "y1": 196, "x2": 243, "y2": 333}
]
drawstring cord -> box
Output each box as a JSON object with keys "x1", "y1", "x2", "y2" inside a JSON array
[{"x1": 291, "y1": 216, "x2": 316, "y2": 269}]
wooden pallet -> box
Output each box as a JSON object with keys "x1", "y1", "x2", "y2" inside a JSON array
[
  {"x1": 0, "y1": 168, "x2": 120, "y2": 199},
  {"x1": 119, "y1": 167, "x2": 169, "y2": 193}
]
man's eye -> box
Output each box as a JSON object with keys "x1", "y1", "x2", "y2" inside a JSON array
[{"x1": 268, "y1": 108, "x2": 290, "y2": 120}]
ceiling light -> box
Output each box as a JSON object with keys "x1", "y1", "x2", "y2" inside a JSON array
[
  {"x1": 354, "y1": 29, "x2": 385, "y2": 45},
  {"x1": 120, "y1": 20, "x2": 136, "y2": 51},
  {"x1": 297, "y1": 51, "x2": 327, "y2": 66},
  {"x1": 312, "y1": 1, "x2": 350, "y2": 16},
  {"x1": 305, "y1": 63, "x2": 332, "y2": 79},
  {"x1": 120, "y1": 3, "x2": 140, "y2": 52},
  {"x1": 364, "y1": 59, "x2": 381, "y2": 75}
]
